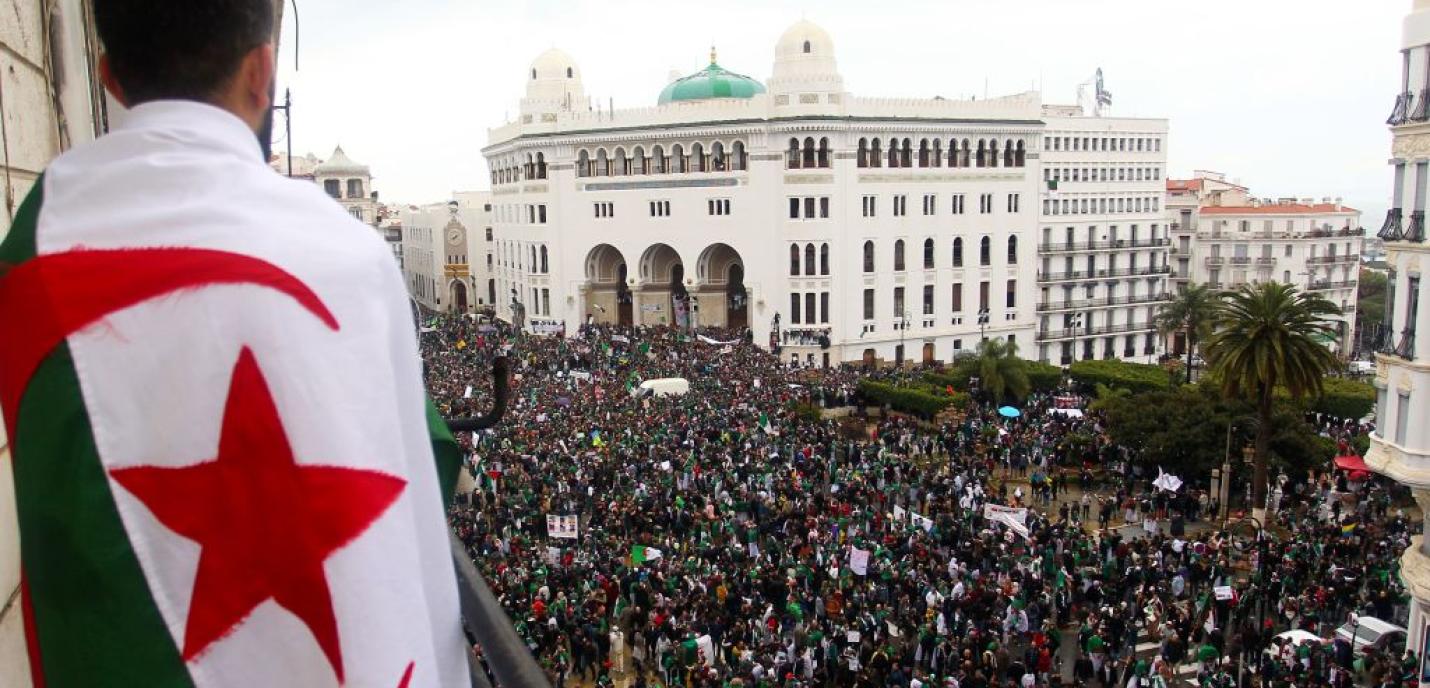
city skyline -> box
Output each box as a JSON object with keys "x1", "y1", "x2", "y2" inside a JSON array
[{"x1": 272, "y1": 0, "x2": 1400, "y2": 219}]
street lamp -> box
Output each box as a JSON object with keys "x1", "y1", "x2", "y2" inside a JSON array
[
  {"x1": 898, "y1": 308, "x2": 911, "y2": 368},
  {"x1": 1070, "y1": 312, "x2": 1085, "y2": 363},
  {"x1": 977, "y1": 307, "x2": 990, "y2": 342}
]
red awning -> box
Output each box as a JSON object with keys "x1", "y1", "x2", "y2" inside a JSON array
[{"x1": 1334, "y1": 455, "x2": 1369, "y2": 473}]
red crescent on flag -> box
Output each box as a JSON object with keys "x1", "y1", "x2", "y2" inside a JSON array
[{"x1": 0, "y1": 247, "x2": 340, "y2": 436}]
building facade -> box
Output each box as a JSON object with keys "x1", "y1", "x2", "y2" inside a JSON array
[
  {"x1": 1369, "y1": 0, "x2": 1430, "y2": 671},
  {"x1": 400, "y1": 197, "x2": 494, "y2": 314},
  {"x1": 482, "y1": 21, "x2": 1170, "y2": 367},
  {"x1": 314, "y1": 146, "x2": 378, "y2": 226},
  {"x1": 1166, "y1": 171, "x2": 1362, "y2": 354},
  {"x1": 1036, "y1": 108, "x2": 1171, "y2": 364}
]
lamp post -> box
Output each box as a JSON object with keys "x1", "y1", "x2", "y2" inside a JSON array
[
  {"x1": 1070, "y1": 312, "x2": 1085, "y2": 363},
  {"x1": 898, "y1": 308, "x2": 910, "y2": 368},
  {"x1": 978, "y1": 307, "x2": 990, "y2": 342}
]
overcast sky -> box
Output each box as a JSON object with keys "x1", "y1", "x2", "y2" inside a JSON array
[{"x1": 275, "y1": 0, "x2": 1404, "y2": 221}]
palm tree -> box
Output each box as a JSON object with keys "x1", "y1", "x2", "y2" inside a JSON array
[
  {"x1": 1203, "y1": 282, "x2": 1340, "y2": 521},
  {"x1": 1156, "y1": 285, "x2": 1219, "y2": 384},
  {"x1": 975, "y1": 337, "x2": 1030, "y2": 403}
]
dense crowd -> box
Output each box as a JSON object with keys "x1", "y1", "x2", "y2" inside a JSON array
[{"x1": 420, "y1": 314, "x2": 1416, "y2": 688}]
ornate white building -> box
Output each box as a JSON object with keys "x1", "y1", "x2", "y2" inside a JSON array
[
  {"x1": 314, "y1": 146, "x2": 377, "y2": 226},
  {"x1": 1370, "y1": 0, "x2": 1430, "y2": 670},
  {"x1": 482, "y1": 21, "x2": 1170, "y2": 366},
  {"x1": 400, "y1": 196, "x2": 494, "y2": 314}
]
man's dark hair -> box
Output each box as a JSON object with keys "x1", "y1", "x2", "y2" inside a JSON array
[{"x1": 94, "y1": 0, "x2": 275, "y2": 104}]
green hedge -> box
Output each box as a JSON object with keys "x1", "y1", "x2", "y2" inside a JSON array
[
  {"x1": 859, "y1": 380, "x2": 952, "y2": 418},
  {"x1": 1314, "y1": 378, "x2": 1375, "y2": 420},
  {"x1": 926, "y1": 359, "x2": 1062, "y2": 393},
  {"x1": 1068, "y1": 359, "x2": 1171, "y2": 394}
]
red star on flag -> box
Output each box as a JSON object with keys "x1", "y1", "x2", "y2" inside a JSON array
[{"x1": 110, "y1": 346, "x2": 405, "y2": 682}]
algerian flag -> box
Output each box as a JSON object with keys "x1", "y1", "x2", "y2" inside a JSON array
[
  {"x1": 0, "y1": 118, "x2": 466, "y2": 688},
  {"x1": 631, "y1": 545, "x2": 663, "y2": 565}
]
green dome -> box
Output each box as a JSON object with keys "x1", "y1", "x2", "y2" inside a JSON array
[{"x1": 658, "y1": 60, "x2": 766, "y2": 105}]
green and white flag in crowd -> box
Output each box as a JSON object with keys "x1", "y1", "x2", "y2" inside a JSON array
[
  {"x1": 0, "y1": 104, "x2": 467, "y2": 687},
  {"x1": 631, "y1": 545, "x2": 664, "y2": 565}
]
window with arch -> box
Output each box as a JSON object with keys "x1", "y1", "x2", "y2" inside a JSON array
[
  {"x1": 1007, "y1": 236, "x2": 1018, "y2": 264},
  {"x1": 923, "y1": 238, "x2": 935, "y2": 269},
  {"x1": 672, "y1": 144, "x2": 687, "y2": 173},
  {"x1": 820, "y1": 243, "x2": 830, "y2": 275},
  {"x1": 790, "y1": 245, "x2": 800, "y2": 276},
  {"x1": 932, "y1": 139, "x2": 942, "y2": 168},
  {"x1": 953, "y1": 238, "x2": 964, "y2": 267},
  {"x1": 918, "y1": 139, "x2": 930, "y2": 168},
  {"x1": 692, "y1": 143, "x2": 706, "y2": 172},
  {"x1": 711, "y1": 142, "x2": 726, "y2": 172},
  {"x1": 988, "y1": 140, "x2": 1000, "y2": 168},
  {"x1": 535, "y1": 152, "x2": 547, "y2": 179},
  {"x1": 1014, "y1": 140, "x2": 1026, "y2": 167},
  {"x1": 900, "y1": 138, "x2": 912, "y2": 168},
  {"x1": 960, "y1": 139, "x2": 972, "y2": 168},
  {"x1": 802, "y1": 137, "x2": 817, "y2": 168},
  {"x1": 1003, "y1": 140, "x2": 1015, "y2": 167},
  {"x1": 863, "y1": 241, "x2": 875, "y2": 273},
  {"x1": 540, "y1": 246, "x2": 549, "y2": 273},
  {"x1": 731, "y1": 141, "x2": 747, "y2": 170},
  {"x1": 980, "y1": 236, "x2": 991, "y2": 266},
  {"x1": 566, "y1": 67, "x2": 573, "y2": 78},
  {"x1": 817, "y1": 137, "x2": 830, "y2": 168},
  {"x1": 613, "y1": 147, "x2": 628, "y2": 176},
  {"x1": 633, "y1": 147, "x2": 648, "y2": 175},
  {"x1": 576, "y1": 150, "x2": 590, "y2": 177},
  {"x1": 804, "y1": 244, "x2": 816, "y2": 276},
  {"x1": 652, "y1": 145, "x2": 666, "y2": 174},
  {"x1": 803, "y1": 40, "x2": 811, "y2": 53},
  {"x1": 887, "y1": 140, "x2": 898, "y2": 168},
  {"x1": 857, "y1": 138, "x2": 869, "y2": 168},
  {"x1": 894, "y1": 239, "x2": 906, "y2": 272},
  {"x1": 323, "y1": 179, "x2": 340, "y2": 198},
  {"x1": 976, "y1": 140, "x2": 987, "y2": 168},
  {"x1": 870, "y1": 139, "x2": 882, "y2": 168},
  {"x1": 529, "y1": 246, "x2": 537, "y2": 271},
  {"x1": 787, "y1": 138, "x2": 801, "y2": 169},
  {"x1": 531, "y1": 68, "x2": 537, "y2": 79},
  {"x1": 596, "y1": 149, "x2": 609, "y2": 176}
]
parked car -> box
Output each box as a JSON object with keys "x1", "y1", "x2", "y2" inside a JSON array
[
  {"x1": 1347, "y1": 360, "x2": 1376, "y2": 376},
  {"x1": 1334, "y1": 616, "x2": 1406, "y2": 655}
]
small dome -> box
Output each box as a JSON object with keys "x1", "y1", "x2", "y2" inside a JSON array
[
  {"x1": 775, "y1": 20, "x2": 834, "y2": 60},
  {"x1": 314, "y1": 145, "x2": 368, "y2": 176},
  {"x1": 658, "y1": 52, "x2": 766, "y2": 105},
  {"x1": 530, "y1": 48, "x2": 580, "y2": 82}
]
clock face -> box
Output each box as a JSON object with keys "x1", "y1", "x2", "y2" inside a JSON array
[{"x1": 448, "y1": 229, "x2": 463, "y2": 244}]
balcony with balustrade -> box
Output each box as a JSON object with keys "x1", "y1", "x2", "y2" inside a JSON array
[
  {"x1": 1036, "y1": 265, "x2": 1172, "y2": 283},
  {"x1": 1035, "y1": 292, "x2": 1171, "y2": 313},
  {"x1": 1036, "y1": 237, "x2": 1170, "y2": 254},
  {"x1": 1036, "y1": 320, "x2": 1158, "y2": 342}
]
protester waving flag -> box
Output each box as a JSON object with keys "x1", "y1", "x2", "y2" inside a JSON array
[{"x1": 0, "y1": 3, "x2": 466, "y2": 685}]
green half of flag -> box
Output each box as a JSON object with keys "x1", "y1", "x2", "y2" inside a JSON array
[{"x1": 631, "y1": 545, "x2": 663, "y2": 565}]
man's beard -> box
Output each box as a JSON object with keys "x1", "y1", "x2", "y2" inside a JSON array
[{"x1": 257, "y1": 84, "x2": 277, "y2": 160}]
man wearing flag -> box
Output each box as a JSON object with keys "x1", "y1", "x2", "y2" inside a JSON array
[{"x1": 0, "y1": 1, "x2": 467, "y2": 686}]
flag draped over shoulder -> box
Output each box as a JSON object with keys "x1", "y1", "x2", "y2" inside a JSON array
[{"x1": 0, "y1": 102, "x2": 466, "y2": 688}]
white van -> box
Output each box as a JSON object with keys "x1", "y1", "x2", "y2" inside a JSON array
[{"x1": 633, "y1": 378, "x2": 690, "y2": 398}]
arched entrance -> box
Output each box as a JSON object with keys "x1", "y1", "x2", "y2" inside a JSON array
[
  {"x1": 638, "y1": 243, "x2": 684, "y2": 327},
  {"x1": 450, "y1": 280, "x2": 469, "y2": 313},
  {"x1": 695, "y1": 243, "x2": 747, "y2": 329},
  {"x1": 583, "y1": 244, "x2": 632, "y2": 326},
  {"x1": 922, "y1": 342, "x2": 935, "y2": 366}
]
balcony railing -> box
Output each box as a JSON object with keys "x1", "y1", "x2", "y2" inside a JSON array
[
  {"x1": 1389, "y1": 91, "x2": 1413, "y2": 125},
  {"x1": 1308, "y1": 280, "x2": 1356, "y2": 291},
  {"x1": 1036, "y1": 292, "x2": 1171, "y2": 312},
  {"x1": 1036, "y1": 265, "x2": 1172, "y2": 282},
  {"x1": 1380, "y1": 208, "x2": 1404, "y2": 241},
  {"x1": 1036, "y1": 321, "x2": 1159, "y2": 341},
  {"x1": 1394, "y1": 330, "x2": 1417, "y2": 359},
  {"x1": 1205, "y1": 256, "x2": 1225, "y2": 265},
  {"x1": 1228, "y1": 256, "x2": 1251, "y2": 265},
  {"x1": 1413, "y1": 88, "x2": 1430, "y2": 122},
  {"x1": 1256, "y1": 256, "x2": 1277, "y2": 265},
  {"x1": 1409, "y1": 211, "x2": 1426, "y2": 243},
  {"x1": 1306, "y1": 255, "x2": 1338, "y2": 264},
  {"x1": 1036, "y1": 237, "x2": 1170, "y2": 253}
]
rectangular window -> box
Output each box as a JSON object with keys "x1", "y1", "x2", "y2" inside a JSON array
[
  {"x1": 537, "y1": 205, "x2": 547, "y2": 223},
  {"x1": 979, "y1": 281, "x2": 990, "y2": 311},
  {"x1": 863, "y1": 289, "x2": 875, "y2": 319},
  {"x1": 893, "y1": 195, "x2": 907, "y2": 217},
  {"x1": 893, "y1": 287, "x2": 905, "y2": 316},
  {"x1": 791, "y1": 293, "x2": 802, "y2": 324},
  {"x1": 923, "y1": 194, "x2": 936, "y2": 215},
  {"x1": 819, "y1": 197, "x2": 830, "y2": 218},
  {"x1": 951, "y1": 283, "x2": 963, "y2": 312},
  {"x1": 1397, "y1": 392, "x2": 1411, "y2": 445},
  {"x1": 923, "y1": 285, "x2": 934, "y2": 315},
  {"x1": 820, "y1": 292, "x2": 830, "y2": 323},
  {"x1": 1006, "y1": 279, "x2": 1017, "y2": 308},
  {"x1": 805, "y1": 293, "x2": 816, "y2": 324},
  {"x1": 1007, "y1": 193, "x2": 1020, "y2": 213},
  {"x1": 805, "y1": 197, "x2": 816, "y2": 219},
  {"x1": 1376, "y1": 387, "x2": 1389, "y2": 434},
  {"x1": 862, "y1": 195, "x2": 877, "y2": 217},
  {"x1": 789, "y1": 198, "x2": 800, "y2": 219},
  {"x1": 707, "y1": 198, "x2": 731, "y2": 216}
]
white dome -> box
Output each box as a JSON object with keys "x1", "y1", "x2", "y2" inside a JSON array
[
  {"x1": 770, "y1": 19, "x2": 842, "y2": 93},
  {"x1": 529, "y1": 48, "x2": 581, "y2": 83},
  {"x1": 524, "y1": 48, "x2": 585, "y2": 111},
  {"x1": 775, "y1": 20, "x2": 835, "y2": 60}
]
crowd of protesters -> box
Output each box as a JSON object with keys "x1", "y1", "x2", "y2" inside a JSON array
[{"x1": 420, "y1": 314, "x2": 1417, "y2": 688}]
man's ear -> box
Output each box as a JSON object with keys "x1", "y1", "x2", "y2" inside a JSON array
[
  {"x1": 240, "y1": 43, "x2": 277, "y2": 115},
  {"x1": 98, "y1": 54, "x2": 129, "y2": 107}
]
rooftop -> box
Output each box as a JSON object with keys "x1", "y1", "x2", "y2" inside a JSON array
[{"x1": 1199, "y1": 203, "x2": 1358, "y2": 216}]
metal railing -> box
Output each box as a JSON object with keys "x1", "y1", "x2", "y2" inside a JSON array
[
  {"x1": 1205, "y1": 256, "x2": 1225, "y2": 266},
  {"x1": 1228, "y1": 256, "x2": 1251, "y2": 265},
  {"x1": 1389, "y1": 91, "x2": 1413, "y2": 125},
  {"x1": 1413, "y1": 88, "x2": 1430, "y2": 122},
  {"x1": 1036, "y1": 292, "x2": 1171, "y2": 312},
  {"x1": 1256, "y1": 257, "x2": 1276, "y2": 265},
  {"x1": 1308, "y1": 280, "x2": 1356, "y2": 291},
  {"x1": 1036, "y1": 237, "x2": 1170, "y2": 253},
  {"x1": 1380, "y1": 208, "x2": 1405, "y2": 241},
  {"x1": 1036, "y1": 265, "x2": 1172, "y2": 282},
  {"x1": 1036, "y1": 321, "x2": 1158, "y2": 341},
  {"x1": 1408, "y1": 211, "x2": 1426, "y2": 243}
]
